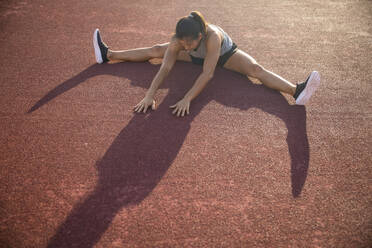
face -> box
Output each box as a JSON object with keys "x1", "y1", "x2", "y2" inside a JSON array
[{"x1": 179, "y1": 33, "x2": 202, "y2": 51}]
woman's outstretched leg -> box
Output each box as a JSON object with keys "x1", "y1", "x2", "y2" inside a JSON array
[
  {"x1": 93, "y1": 29, "x2": 167, "y2": 64},
  {"x1": 107, "y1": 45, "x2": 168, "y2": 62},
  {"x1": 224, "y1": 50, "x2": 296, "y2": 95},
  {"x1": 252, "y1": 66, "x2": 296, "y2": 95},
  {"x1": 224, "y1": 49, "x2": 320, "y2": 105}
]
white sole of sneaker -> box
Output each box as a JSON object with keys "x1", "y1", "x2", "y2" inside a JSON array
[
  {"x1": 93, "y1": 29, "x2": 103, "y2": 64},
  {"x1": 295, "y1": 71, "x2": 320, "y2": 105}
]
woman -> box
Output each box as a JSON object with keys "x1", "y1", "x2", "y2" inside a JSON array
[{"x1": 93, "y1": 11, "x2": 320, "y2": 117}]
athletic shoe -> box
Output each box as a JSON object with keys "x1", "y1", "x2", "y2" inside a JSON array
[
  {"x1": 93, "y1": 28, "x2": 109, "y2": 64},
  {"x1": 294, "y1": 71, "x2": 320, "y2": 105}
]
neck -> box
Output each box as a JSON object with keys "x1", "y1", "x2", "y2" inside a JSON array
[{"x1": 193, "y1": 37, "x2": 203, "y2": 51}]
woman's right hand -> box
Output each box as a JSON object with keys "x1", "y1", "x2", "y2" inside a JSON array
[{"x1": 134, "y1": 95, "x2": 156, "y2": 113}]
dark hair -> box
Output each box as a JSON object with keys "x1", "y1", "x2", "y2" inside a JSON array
[{"x1": 175, "y1": 11, "x2": 208, "y2": 40}]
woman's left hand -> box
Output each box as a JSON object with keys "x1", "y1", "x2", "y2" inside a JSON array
[{"x1": 170, "y1": 98, "x2": 190, "y2": 117}]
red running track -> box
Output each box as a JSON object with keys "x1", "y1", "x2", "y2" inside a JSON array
[{"x1": 0, "y1": 0, "x2": 371, "y2": 247}]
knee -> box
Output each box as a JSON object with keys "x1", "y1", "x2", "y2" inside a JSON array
[
  {"x1": 150, "y1": 44, "x2": 164, "y2": 58},
  {"x1": 247, "y1": 63, "x2": 265, "y2": 79}
]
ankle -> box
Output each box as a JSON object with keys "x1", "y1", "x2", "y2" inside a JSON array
[
  {"x1": 290, "y1": 85, "x2": 296, "y2": 96},
  {"x1": 107, "y1": 50, "x2": 112, "y2": 60}
]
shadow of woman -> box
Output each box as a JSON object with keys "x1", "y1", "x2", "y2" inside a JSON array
[{"x1": 28, "y1": 62, "x2": 309, "y2": 247}]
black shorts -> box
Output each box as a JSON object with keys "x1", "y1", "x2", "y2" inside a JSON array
[{"x1": 189, "y1": 43, "x2": 238, "y2": 67}]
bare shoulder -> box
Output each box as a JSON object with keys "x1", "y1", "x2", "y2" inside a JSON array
[
  {"x1": 206, "y1": 25, "x2": 222, "y2": 44},
  {"x1": 169, "y1": 35, "x2": 183, "y2": 51}
]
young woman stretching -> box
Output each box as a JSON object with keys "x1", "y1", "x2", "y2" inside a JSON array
[{"x1": 93, "y1": 11, "x2": 320, "y2": 117}]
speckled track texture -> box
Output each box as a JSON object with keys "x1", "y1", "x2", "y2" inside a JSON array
[{"x1": 1, "y1": 0, "x2": 371, "y2": 247}]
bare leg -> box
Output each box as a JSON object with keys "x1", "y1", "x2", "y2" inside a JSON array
[
  {"x1": 106, "y1": 43, "x2": 192, "y2": 64},
  {"x1": 224, "y1": 50, "x2": 296, "y2": 95},
  {"x1": 107, "y1": 43, "x2": 169, "y2": 62},
  {"x1": 107, "y1": 47, "x2": 157, "y2": 62},
  {"x1": 255, "y1": 68, "x2": 296, "y2": 95}
]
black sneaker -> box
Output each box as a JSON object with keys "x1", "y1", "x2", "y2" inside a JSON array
[
  {"x1": 93, "y1": 29, "x2": 109, "y2": 64},
  {"x1": 294, "y1": 71, "x2": 320, "y2": 105}
]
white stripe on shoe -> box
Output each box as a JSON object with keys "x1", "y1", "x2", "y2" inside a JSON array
[
  {"x1": 295, "y1": 71, "x2": 320, "y2": 105},
  {"x1": 93, "y1": 29, "x2": 103, "y2": 64}
]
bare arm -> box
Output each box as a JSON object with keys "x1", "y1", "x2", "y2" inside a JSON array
[
  {"x1": 146, "y1": 39, "x2": 180, "y2": 98},
  {"x1": 184, "y1": 33, "x2": 221, "y2": 101},
  {"x1": 170, "y1": 33, "x2": 221, "y2": 117},
  {"x1": 134, "y1": 38, "x2": 180, "y2": 113}
]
